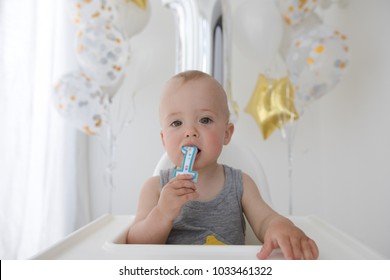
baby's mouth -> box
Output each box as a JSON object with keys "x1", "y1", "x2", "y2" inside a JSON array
[
  {"x1": 182, "y1": 145, "x2": 201, "y2": 158},
  {"x1": 193, "y1": 146, "x2": 201, "y2": 157}
]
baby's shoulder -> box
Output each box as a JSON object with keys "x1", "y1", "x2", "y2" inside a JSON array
[
  {"x1": 140, "y1": 175, "x2": 161, "y2": 195},
  {"x1": 241, "y1": 172, "x2": 259, "y2": 192},
  {"x1": 223, "y1": 165, "x2": 255, "y2": 189}
]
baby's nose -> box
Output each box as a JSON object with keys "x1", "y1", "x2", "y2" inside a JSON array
[
  {"x1": 185, "y1": 128, "x2": 199, "y2": 138},
  {"x1": 186, "y1": 133, "x2": 198, "y2": 138}
]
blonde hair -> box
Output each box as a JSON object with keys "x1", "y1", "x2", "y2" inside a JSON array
[
  {"x1": 172, "y1": 70, "x2": 211, "y2": 82},
  {"x1": 164, "y1": 70, "x2": 231, "y2": 121}
]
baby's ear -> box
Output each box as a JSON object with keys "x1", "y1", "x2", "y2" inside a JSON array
[
  {"x1": 160, "y1": 130, "x2": 166, "y2": 147},
  {"x1": 223, "y1": 123, "x2": 234, "y2": 145}
]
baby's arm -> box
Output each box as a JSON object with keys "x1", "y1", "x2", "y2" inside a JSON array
[
  {"x1": 242, "y1": 173, "x2": 319, "y2": 260},
  {"x1": 126, "y1": 174, "x2": 198, "y2": 244}
]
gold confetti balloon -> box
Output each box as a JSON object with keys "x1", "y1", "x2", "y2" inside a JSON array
[
  {"x1": 276, "y1": 0, "x2": 319, "y2": 26},
  {"x1": 69, "y1": 0, "x2": 116, "y2": 25},
  {"x1": 53, "y1": 71, "x2": 108, "y2": 136},
  {"x1": 286, "y1": 25, "x2": 349, "y2": 105},
  {"x1": 76, "y1": 21, "x2": 129, "y2": 87},
  {"x1": 68, "y1": 0, "x2": 150, "y2": 37},
  {"x1": 245, "y1": 74, "x2": 299, "y2": 140}
]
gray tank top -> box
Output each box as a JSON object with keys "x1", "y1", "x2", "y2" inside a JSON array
[{"x1": 160, "y1": 164, "x2": 246, "y2": 245}]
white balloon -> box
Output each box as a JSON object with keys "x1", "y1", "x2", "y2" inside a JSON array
[
  {"x1": 53, "y1": 71, "x2": 108, "y2": 135},
  {"x1": 279, "y1": 12, "x2": 323, "y2": 59},
  {"x1": 276, "y1": 0, "x2": 319, "y2": 26},
  {"x1": 286, "y1": 25, "x2": 349, "y2": 106},
  {"x1": 68, "y1": 0, "x2": 116, "y2": 25},
  {"x1": 113, "y1": 0, "x2": 151, "y2": 39},
  {"x1": 75, "y1": 22, "x2": 129, "y2": 87},
  {"x1": 233, "y1": 0, "x2": 284, "y2": 71}
]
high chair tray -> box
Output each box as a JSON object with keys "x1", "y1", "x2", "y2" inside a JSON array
[{"x1": 31, "y1": 214, "x2": 385, "y2": 260}]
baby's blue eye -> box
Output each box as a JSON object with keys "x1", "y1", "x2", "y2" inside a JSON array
[
  {"x1": 199, "y1": 117, "x2": 212, "y2": 124},
  {"x1": 171, "y1": 120, "x2": 182, "y2": 127}
]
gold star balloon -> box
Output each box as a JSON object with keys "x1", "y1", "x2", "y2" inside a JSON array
[{"x1": 245, "y1": 74, "x2": 299, "y2": 140}]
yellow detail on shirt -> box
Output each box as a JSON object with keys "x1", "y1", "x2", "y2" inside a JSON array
[{"x1": 205, "y1": 235, "x2": 226, "y2": 245}]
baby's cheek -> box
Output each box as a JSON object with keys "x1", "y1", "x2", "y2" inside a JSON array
[{"x1": 170, "y1": 151, "x2": 184, "y2": 167}]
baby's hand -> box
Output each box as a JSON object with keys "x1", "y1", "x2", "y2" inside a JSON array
[
  {"x1": 257, "y1": 218, "x2": 319, "y2": 260},
  {"x1": 156, "y1": 174, "x2": 199, "y2": 222}
]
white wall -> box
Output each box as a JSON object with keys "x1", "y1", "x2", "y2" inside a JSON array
[{"x1": 88, "y1": 0, "x2": 390, "y2": 258}]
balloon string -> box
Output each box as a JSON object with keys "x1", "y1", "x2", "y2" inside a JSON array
[
  {"x1": 285, "y1": 123, "x2": 296, "y2": 216},
  {"x1": 278, "y1": 93, "x2": 299, "y2": 216},
  {"x1": 105, "y1": 120, "x2": 116, "y2": 214},
  {"x1": 274, "y1": 72, "x2": 300, "y2": 215},
  {"x1": 116, "y1": 90, "x2": 137, "y2": 136},
  {"x1": 103, "y1": 89, "x2": 137, "y2": 214}
]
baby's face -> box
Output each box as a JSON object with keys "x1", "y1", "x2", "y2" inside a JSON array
[{"x1": 159, "y1": 77, "x2": 233, "y2": 171}]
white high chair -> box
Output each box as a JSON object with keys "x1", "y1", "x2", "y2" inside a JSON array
[
  {"x1": 31, "y1": 139, "x2": 386, "y2": 259},
  {"x1": 153, "y1": 140, "x2": 272, "y2": 245}
]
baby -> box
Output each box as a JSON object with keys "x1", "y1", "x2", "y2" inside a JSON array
[{"x1": 127, "y1": 70, "x2": 319, "y2": 259}]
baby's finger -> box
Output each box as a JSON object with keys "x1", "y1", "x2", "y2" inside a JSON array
[
  {"x1": 309, "y1": 239, "x2": 319, "y2": 259},
  {"x1": 278, "y1": 238, "x2": 294, "y2": 260},
  {"x1": 256, "y1": 241, "x2": 274, "y2": 260},
  {"x1": 290, "y1": 237, "x2": 303, "y2": 260},
  {"x1": 170, "y1": 174, "x2": 194, "y2": 181},
  {"x1": 168, "y1": 178, "x2": 195, "y2": 190},
  {"x1": 301, "y1": 239, "x2": 314, "y2": 260},
  {"x1": 178, "y1": 189, "x2": 199, "y2": 202},
  {"x1": 176, "y1": 186, "x2": 197, "y2": 196}
]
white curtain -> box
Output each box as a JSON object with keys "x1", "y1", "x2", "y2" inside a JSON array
[{"x1": 0, "y1": 0, "x2": 91, "y2": 259}]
